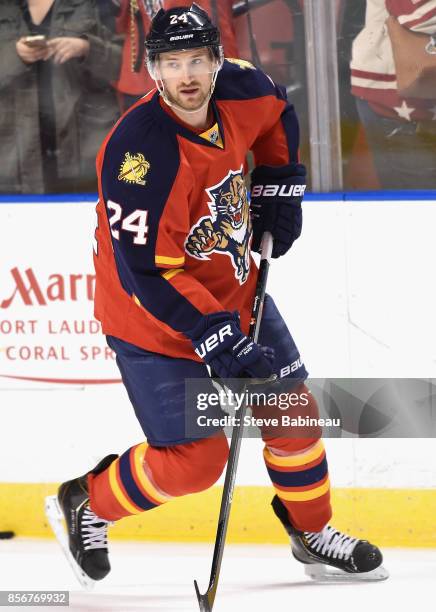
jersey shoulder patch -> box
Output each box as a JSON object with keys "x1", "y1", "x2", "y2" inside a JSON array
[{"x1": 103, "y1": 98, "x2": 177, "y2": 186}]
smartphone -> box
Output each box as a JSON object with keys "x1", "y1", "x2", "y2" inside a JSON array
[{"x1": 24, "y1": 35, "x2": 47, "y2": 48}]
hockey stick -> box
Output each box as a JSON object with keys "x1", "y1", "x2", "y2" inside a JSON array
[{"x1": 194, "y1": 231, "x2": 274, "y2": 612}]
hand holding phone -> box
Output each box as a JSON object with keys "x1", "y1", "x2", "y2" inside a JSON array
[
  {"x1": 16, "y1": 36, "x2": 50, "y2": 63},
  {"x1": 24, "y1": 35, "x2": 47, "y2": 48}
]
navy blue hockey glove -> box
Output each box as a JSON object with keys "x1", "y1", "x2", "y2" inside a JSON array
[
  {"x1": 187, "y1": 311, "x2": 275, "y2": 382},
  {"x1": 250, "y1": 163, "x2": 306, "y2": 258}
]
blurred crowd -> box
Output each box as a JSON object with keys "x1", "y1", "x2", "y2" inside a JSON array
[{"x1": 1, "y1": 0, "x2": 435, "y2": 194}]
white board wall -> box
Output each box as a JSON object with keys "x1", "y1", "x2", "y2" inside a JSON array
[{"x1": 0, "y1": 199, "x2": 435, "y2": 487}]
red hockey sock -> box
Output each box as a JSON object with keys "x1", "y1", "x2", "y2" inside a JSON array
[
  {"x1": 257, "y1": 384, "x2": 332, "y2": 532},
  {"x1": 143, "y1": 433, "x2": 229, "y2": 497},
  {"x1": 89, "y1": 433, "x2": 229, "y2": 521},
  {"x1": 264, "y1": 438, "x2": 332, "y2": 532},
  {"x1": 88, "y1": 441, "x2": 170, "y2": 520}
]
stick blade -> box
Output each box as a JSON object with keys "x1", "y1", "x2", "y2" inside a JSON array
[{"x1": 194, "y1": 579, "x2": 213, "y2": 611}]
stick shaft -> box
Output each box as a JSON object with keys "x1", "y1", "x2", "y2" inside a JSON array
[{"x1": 202, "y1": 232, "x2": 273, "y2": 606}]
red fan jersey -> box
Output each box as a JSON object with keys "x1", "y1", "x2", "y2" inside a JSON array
[{"x1": 94, "y1": 59, "x2": 300, "y2": 361}]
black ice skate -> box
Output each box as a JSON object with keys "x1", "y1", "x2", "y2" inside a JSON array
[
  {"x1": 45, "y1": 455, "x2": 118, "y2": 589},
  {"x1": 272, "y1": 495, "x2": 389, "y2": 582}
]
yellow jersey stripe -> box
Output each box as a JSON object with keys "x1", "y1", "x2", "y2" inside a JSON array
[
  {"x1": 275, "y1": 477, "x2": 330, "y2": 502},
  {"x1": 155, "y1": 255, "x2": 185, "y2": 266},
  {"x1": 108, "y1": 461, "x2": 142, "y2": 515},
  {"x1": 133, "y1": 443, "x2": 170, "y2": 505},
  {"x1": 263, "y1": 440, "x2": 325, "y2": 468},
  {"x1": 162, "y1": 268, "x2": 184, "y2": 281}
]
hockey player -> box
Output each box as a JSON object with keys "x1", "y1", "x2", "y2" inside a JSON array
[{"x1": 47, "y1": 3, "x2": 387, "y2": 589}]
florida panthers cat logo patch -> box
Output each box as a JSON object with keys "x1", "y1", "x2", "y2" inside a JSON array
[{"x1": 185, "y1": 167, "x2": 252, "y2": 284}]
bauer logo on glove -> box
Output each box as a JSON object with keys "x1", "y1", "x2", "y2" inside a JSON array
[
  {"x1": 194, "y1": 323, "x2": 234, "y2": 358},
  {"x1": 250, "y1": 162, "x2": 306, "y2": 259},
  {"x1": 187, "y1": 311, "x2": 275, "y2": 383},
  {"x1": 251, "y1": 183, "x2": 306, "y2": 198}
]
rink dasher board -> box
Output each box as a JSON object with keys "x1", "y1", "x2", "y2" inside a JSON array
[
  {"x1": 1, "y1": 194, "x2": 436, "y2": 385},
  {"x1": 0, "y1": 194, "x2": 436, "y2": 547}
]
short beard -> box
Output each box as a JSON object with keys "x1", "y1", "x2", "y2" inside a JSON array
[
  {"x1": 160, "y1": 77, "x2": 210, "y2": 111},
  {"x1": 173, "y1": 89, "x2": 209, "y2": 112}
]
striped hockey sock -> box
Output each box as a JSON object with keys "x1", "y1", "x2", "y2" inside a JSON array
[
  {"x1": 264, "y1": 439, "x2": 332, "y2": 532},
  {"x1": 88, "y1": 442, "x2": 170, "y2": 521}
]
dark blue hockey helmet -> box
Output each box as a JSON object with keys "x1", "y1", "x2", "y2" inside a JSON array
[{"x1": 145, "y1": 3, "x2": 221, "y2": 62}]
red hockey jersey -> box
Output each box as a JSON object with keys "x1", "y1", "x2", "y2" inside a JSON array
[{"x1": 94, "y1": 59, "x2": 300, "y2": 360}]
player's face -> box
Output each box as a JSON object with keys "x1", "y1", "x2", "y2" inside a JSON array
[{"x1": 157, "y1": 48, "x2": 216, "y2": 111}]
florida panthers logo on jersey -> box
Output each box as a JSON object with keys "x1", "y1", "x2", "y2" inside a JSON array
[{"x1": 185, "y1": 167, "x2": 252, "y2": 284}]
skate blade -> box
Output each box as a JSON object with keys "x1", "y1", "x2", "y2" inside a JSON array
[
  {"x1": 304, "y1": 563, "x2": 389, "y2": 582},
  {"x1": 45, "y1": 495, "x2": 95, "y2": 591}
]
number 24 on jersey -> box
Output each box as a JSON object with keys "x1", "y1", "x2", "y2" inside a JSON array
[{"x1": 93, "y1": 200, "x2": 149, "y2": 255}]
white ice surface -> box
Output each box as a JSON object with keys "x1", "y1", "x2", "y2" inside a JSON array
[{"x1": 0, "y1": 539, "x2": 435, "y2": 611}]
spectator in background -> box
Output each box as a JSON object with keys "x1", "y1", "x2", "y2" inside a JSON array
[
  {"x1": 0, "y1": 0, "x2": 122, "y2": 194},
  {"x1": 350, "y1": 0, "x2": 436, "y2": 190},
  {"x1": 95, "y1": 0, "x2": 120, "y2": 32},
  {"x1": 113, "y1": 0, "x2": 238, "y2": 111}
]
